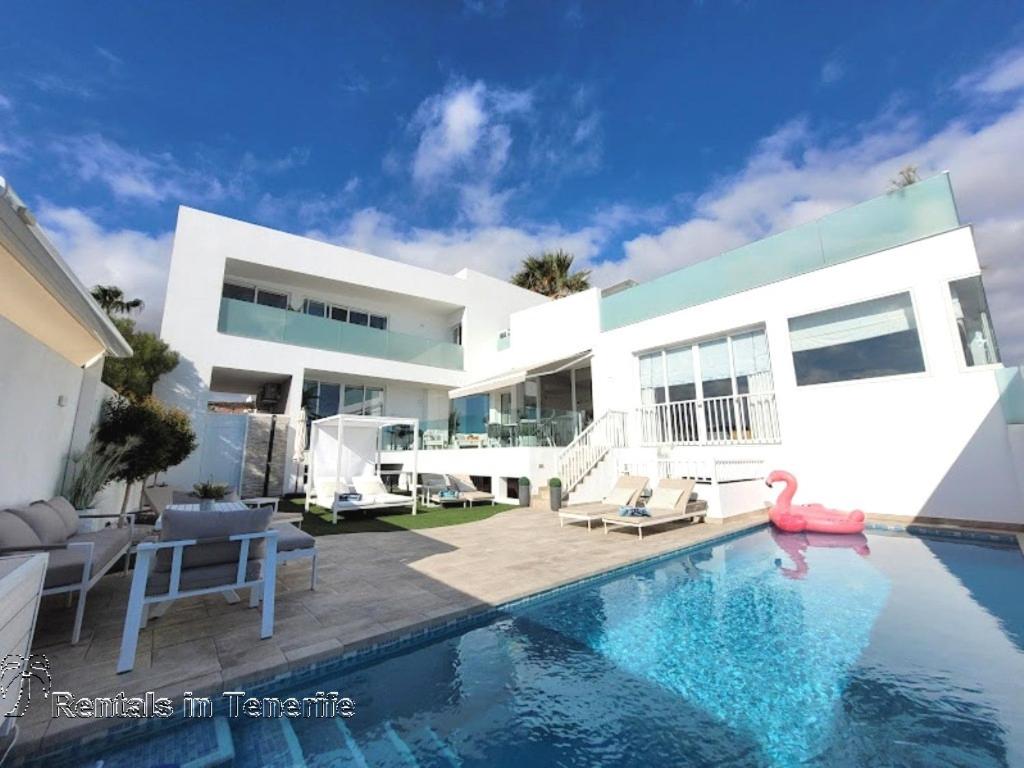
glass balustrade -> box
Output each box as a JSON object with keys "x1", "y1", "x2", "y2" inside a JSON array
[{"x1": 218, "y1": 298, "x2": 464, "y2": 370}]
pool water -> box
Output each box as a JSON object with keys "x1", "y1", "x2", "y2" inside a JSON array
[{"x1": 72, "y1": 527, "x2": 1024, "y2": 767}]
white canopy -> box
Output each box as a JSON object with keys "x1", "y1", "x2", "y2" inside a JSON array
[
  {"x1": 448, "y1": 350, "x2": 592, "y2": 399},
  {"x1": 306, "y1": 414, "x2": 420, "y2": 514}
]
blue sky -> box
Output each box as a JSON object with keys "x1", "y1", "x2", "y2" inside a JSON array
[{"x1": 2, "y1": 2, "x2": 1024, "y2": 359}]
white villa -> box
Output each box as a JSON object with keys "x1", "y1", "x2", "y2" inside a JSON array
[{"x1": 156, "y1": 173, "x2": 1024, "y2": 527}]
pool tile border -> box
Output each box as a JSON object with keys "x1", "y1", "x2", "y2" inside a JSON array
[{"x1": 865, "y1": 521, "x2": 1018, "y2": 545}]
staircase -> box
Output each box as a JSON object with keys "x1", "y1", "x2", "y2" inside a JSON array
[{"x1": 557, "y1": 410, "x2": 628, "y2": 498}]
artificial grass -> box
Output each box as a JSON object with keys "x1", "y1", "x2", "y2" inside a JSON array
[{"x1": 279, "y1": 497, "x2": 515, "y2": 536}]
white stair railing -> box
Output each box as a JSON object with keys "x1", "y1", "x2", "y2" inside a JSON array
[{"x1": 558, "y1": 410, "x2": 628, "y2": 492}]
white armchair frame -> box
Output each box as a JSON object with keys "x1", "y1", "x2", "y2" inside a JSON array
[{"x1": 117, "y1": 528, "x2": 278, "y2": 673}]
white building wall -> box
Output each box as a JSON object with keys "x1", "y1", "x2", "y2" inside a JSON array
[
  {"x1": 0, "y1": 315, "x2": 85, "y2": 506},
  {"x1": 592, "y1": 227, "x2": 1024, "y2": 525}
]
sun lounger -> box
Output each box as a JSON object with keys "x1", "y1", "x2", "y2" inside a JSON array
[
  {"x1": 330, "y1": 475, "x2": 414, "y2": 523},
  {"x1": 445, "y1": 475, "x2": 495, "y2": 507},
  {"x1": 557, "y1": 475, "x2": 649, "y2": 530},
  {"x1": 602, "y1": 478, "x2": 708, "y2": 540}
]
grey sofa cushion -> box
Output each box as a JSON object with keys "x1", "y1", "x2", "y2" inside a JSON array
[
  {"x1": 146, "y1": 560, "x2": 262, "y2": 595},
  {"x1": 8, "y1": 502, "x2": 69, "y2": 545},
  {"x1": 271, "y1": 523, "x2": 315, "y2": 552},
  {"x1": 44, "y1": 496, "x2": 80, "y2": 537},
  {"x1": 0, "y1": 511, "x2": 43, "y2": 550},
  {"x1": 43, "y1": 527, "x2": 131, "y2": 588},
  {"x1": 156, "y1": 506, "x2": 273, "y2": 571}
]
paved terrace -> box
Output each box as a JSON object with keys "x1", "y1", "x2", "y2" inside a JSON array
[{"x1": 18, "y1": 505, "x2": 766, "y2": 758}]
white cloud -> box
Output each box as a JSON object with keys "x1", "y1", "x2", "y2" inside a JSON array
[
  {"x1": 0, "y1": 93, "x2": 11, "y2": 110},
  {"x1": 52, "y1": 133, "x2": 230, "y2": 204},
  {"x1": 820, "y1": 56, "x2": 846, "y2": 85},
  {"x1": 410, "y1": 81, "x2": 530, "y2": 186},
  {"x1": 956, "y1": 47, "x2": 1024, "y2": 95},
  {"x1": 37, "y1": 204, "x2": 174, "y2": 332}
]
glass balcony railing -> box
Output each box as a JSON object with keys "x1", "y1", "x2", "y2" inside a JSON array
[
  {"x1": 218, "y1": 298, "x2": 464, "y2": 370},
  {"x1": 379, "y1": 410, "x2": 590, "y2": 451},
  {"x1": 601, "y1": 173, "x2": 962, "y2": 331}
]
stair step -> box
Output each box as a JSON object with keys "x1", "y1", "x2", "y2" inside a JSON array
[
  {"x1": 232, "y1": 715, "x2": 305, "y2": 767},
  {"x1": 80, "y1": 716, "x2": 234, "y2": 768}
]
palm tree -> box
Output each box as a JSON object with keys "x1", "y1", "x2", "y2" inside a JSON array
[
  {"x1": 510, "y1": 250, "x2": 591, "y2": 298},
  {"x1": 91, "y1": 285, "x2": 145, "y2": 316},
  {"x1": 889, "y1": 165, "x2": 920, "y2": 191}
]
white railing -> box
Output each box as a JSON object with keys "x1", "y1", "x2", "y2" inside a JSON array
[
  {"x1": 618, "y1": 458, "x2": 766, "y2": 484},
  {"x1": 558, "y1": 410, "x2": 628, "y2": 492},
  {"x1": 637, "y1": 392, "x2": 781, "y2": 446}
]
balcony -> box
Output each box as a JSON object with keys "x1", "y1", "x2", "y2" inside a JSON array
[
  {"x1": 380, "y1": 410, "x2": 589, "y2": 451},
  {"x1": 638, "y1": 392, "x2": 781, "y2": 446},
  {"x1": 603, "y1": 173, "x2": 961, "y2": 331},
  {"x1": 217, "y1": 298, "x2": 464, "y2": 370}
]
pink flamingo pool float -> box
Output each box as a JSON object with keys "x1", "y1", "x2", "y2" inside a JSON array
[{"x1": 766, "y1": 469, "x2": 865, "y2": 535}]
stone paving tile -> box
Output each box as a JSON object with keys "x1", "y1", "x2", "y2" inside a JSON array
[{"x1": 21, "y1": 506, "x2": 766, "y2": 759}]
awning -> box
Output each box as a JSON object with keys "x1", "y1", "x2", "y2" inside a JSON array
[{"x1": 448, "y1": 350, "x2": 592, "y2": 399}]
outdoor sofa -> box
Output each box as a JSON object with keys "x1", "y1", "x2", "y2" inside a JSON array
[{"x1": 0, "y1": 496, "x2": 133, "y2": 644}]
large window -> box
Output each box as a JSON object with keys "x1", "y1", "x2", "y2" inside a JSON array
[
  {"x1": 789, "y1": 292, "x2": 925, "y2": 386},
  {"x1": 949, "y1": 276, "x2": 1000, "y2": 367},
  {"x1": 343, "y1": 385, "x2": 385, "y2": 416}
]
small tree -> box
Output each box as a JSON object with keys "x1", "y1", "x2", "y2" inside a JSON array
[
  {"x1": 101, "y1": 317, "x2": 179, "y2": 400},
  {"x1": 889, "y1": 165, "x2": 920, "y2": 191},
  {"x1": 97, "y1": 397, "x2": 197, "y2": 523}
]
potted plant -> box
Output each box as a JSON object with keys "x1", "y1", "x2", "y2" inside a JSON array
[
  {"x1": 193, "y1": 480, "x2": 230, "y2": 511},
  {"x1": 63, "y1": 433, "x2": 136, "y2": 531},
  {"x1": 518, "y1": 476, "x2": 531, "y2": 508},
  {"x1": 548, "y1": 477, "x2": 562, "y2": 511}
]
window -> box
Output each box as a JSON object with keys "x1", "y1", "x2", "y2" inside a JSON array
[
  {"x1": 639, "y1": 352, "x2": 666, "y2": 405},
  {"x1": 341, "y1": 385, "x2": 386, "y2": 416},
  {"x1": 256, "y1": 289, "x2": 288, "y2": 309},
  {"x1": 330, "y1": 306, "x2": 349, "y2": 322},
  {"x1": 789, "y1": 292, "x2": 924, "y2": 386},
  {"x1": 349, "y1": 310, "x2": 369, "y2": 326},
  {"x1": 949, "y1": 276, "x2": 1000, "y2": 367},
  {"x1": 303, "y1": 299, "x2": 327, "y2": 317},
  {"x1": 223, "y1": 283, "x2": 255, "y2": 302},
  {"x1": 451, "y1": 323, "x2": 463, "y2": 345},
  {"x1": 369, "y1": 314, "x2": 387, "y2": 331}
]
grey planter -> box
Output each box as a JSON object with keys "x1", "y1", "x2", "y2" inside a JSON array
[
  {"x1": 518, "y1": 483, "x2": 531, "y2": 507},
  {"x1": 549, "y1": 488, "x2": 562, "y2": 511}
]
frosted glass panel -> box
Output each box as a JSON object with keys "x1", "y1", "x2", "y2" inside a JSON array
[
  {"x1": 603, "y1": 173, "x2": 960, "y2": 331},
  {"x1": 700, "y1": 338, "x2": 733, "y2": 397}
]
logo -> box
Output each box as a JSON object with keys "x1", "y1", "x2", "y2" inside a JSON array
[{"x1": 0, "y1": 654, "x2": 51, "y2": 718}]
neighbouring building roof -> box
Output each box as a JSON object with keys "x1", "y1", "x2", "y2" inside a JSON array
[{"x1": 0, "y1": 177, "x2": 132, "y2": 364}]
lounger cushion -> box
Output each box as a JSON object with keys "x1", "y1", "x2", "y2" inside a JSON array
[
  {"x1": 156, "y1": 506, "x2": 273, "y2": 571},
  {"x1": 44, "y1": 528, "x2": 131, "y2": 588},
  {"x1": 271, "y1": 523, "x2": 315, "y2": 552},
  {"x1": 8, "y1": 502, "x2": 69, "y2": 545},
  {"x1": 559, "y1": 503, "x2": 617, "y2": 518},
  {"x1": 44, "y1": 497, "x2": 81, "y2": 537},
  {"x1": 604, "y1": 486, "x2": 636, "y2": 507},
  {"x1": 449, "y1": 475, "x2": 477, "y2": 492},
  {"x1": 647, "y1": 485, "x2": 685, "y2": 512},
  {"x1": 353, "y1": 476, "x2": 389, "y2": 497},
  {"x1": 0, "y1": 511, "x2": 43, "y2": 550},
  {"x1": 147, "y1": 560, "x2": 262, "y2": 595}
]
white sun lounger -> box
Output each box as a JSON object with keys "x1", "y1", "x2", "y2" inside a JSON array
[
  {"x1": 330, "y1": 475, "x2": 415, "y2": 523},
  {"x1": 557, "y1": 475, "x2": 649, "y2": 530},
  {"x1": 602, "y1": 478, "x2": 707, "y2": 540}
]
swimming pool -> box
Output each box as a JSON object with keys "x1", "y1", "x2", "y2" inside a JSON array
[{"x1": 49, "y1": 526, "x2": 1024, "y2": 767}]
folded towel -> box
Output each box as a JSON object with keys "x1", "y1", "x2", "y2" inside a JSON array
[
  {"x1": 438, "y1": 489, "x2": 459, "y2": 499},
  {"x1": 619, "y1": 506, "x2": 650, "y2": 517},
  {"x1": 337, "y1": 492, "x2": 363, "y2": 502}
]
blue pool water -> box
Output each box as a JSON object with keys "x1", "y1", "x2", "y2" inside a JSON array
[{"x1": 62, "y1": 527, "x2": 1024, "y2": 767}]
